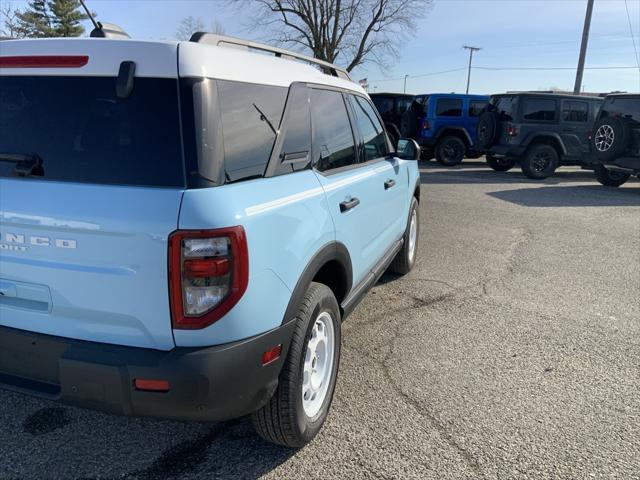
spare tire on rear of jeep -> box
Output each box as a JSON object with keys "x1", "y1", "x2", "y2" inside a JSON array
[
  {"x1": 592, "y1": 116, "x2": 630, "y2": 162},
  {"x1": 477, "y1": 112, "x2": 499, "y2": 149}
]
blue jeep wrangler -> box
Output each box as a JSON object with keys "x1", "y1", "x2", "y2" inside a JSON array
[
  {"x1": 371, "y1": 93, "x2": 489, "y2": 165},
  {"x1": 0, "y1": 33, "x2": 421, "y2": 448}
]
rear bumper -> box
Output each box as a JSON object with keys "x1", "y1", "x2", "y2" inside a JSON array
[
  {"x1": 0, "y1": 322, "x2": 295, "y2": 422},
  {"x1": 600, "y1": 156, "x2": 640, "y2": 175}
]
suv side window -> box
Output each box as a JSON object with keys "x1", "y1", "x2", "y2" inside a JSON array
[
  {"x1": 349, "y1": 95, "x2": 389, "y2": 161},
  {"x1": 522, "y1": 98, "x2": 557, "y2": 122},
  {"x1": 436, "y1": 98, "x2": 463, "y2": 117},
  {"x1": 311, "y1": 89, "x2": 358, "y2": 172},
  {"x1": 469, "y1": 100, "x2": 487, "y2": 117},
  {"x1": 218, "y1": 80, "x2": 287, "y2": 182},
  {"x1": 562, "y1": 100, "x2": 589, "y2": 123}
]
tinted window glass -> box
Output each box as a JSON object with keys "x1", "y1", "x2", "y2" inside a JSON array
[
  {"x1": 277, "y1": 87, "x2": 311, "y2": 174},
  {"x1": 396, "y1": 98, "x2": 413, "y2": 115},
  {"x1": 0, "y1": 76, "x2": 184, "y2": 187},
  {"x1": 523, "y1": 98, "x2": 557, "y2": 122},
  {"x1": 371, "y1": 96, "x2": 394, "y2": 115},
  {"x1": 562, "y1": 101, "x2": 588, "y2": 122},
  {"x1": 601, "y1": 97, "x2": 639, "y2": 122},
  {"x1": 350, "y1": 96, "x2": 389, "y2": 161},
  {"x1": 311, "y1": 89, "x2": 357, "y2": 172},
  {"x1": 491, "y1": 95, "x2": 517, "y2": 121},
  {"x1": 469, "y1": 100, "x2": 487, "y2": 117},
  {"x1": 436, "y1": 98, "x2": 462, "y2": 117},
  {"x1": 217, "y1": 81, "x2": 287, "y2": 182}
]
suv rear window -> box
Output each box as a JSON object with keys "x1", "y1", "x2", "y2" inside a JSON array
[
  {"x1": 601, "y1": 97, "x2": 639, "y2": 122},
  {"x1": 0, "y1": 76, "x2": 184, "y2": 187},
  {"x1": 562, "y1": 100, "x2": 589, "y2": 122},
  {"x1": 523, "y1": 98, "x2": 557, "y2": 122},
  {"x1": 490, "y1": 95, "x2": 517, "y2": 121},
  {"x1": 371, "y1": 96, "x2": 394, "y2": 115}
]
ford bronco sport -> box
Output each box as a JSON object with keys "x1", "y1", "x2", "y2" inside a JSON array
[
  {"x1": 0, "y1": 32, "x2": 421, "y2": 448},
  {"x1": 478, "y1": 93, "x2": 603, "y2": 179},
  {"x1": 590, "y1": 94, "x2": 640, "y2": 187}
]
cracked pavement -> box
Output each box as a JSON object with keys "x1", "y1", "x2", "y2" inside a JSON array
[{"x1": 1, "y1": 162, "x2": 639, "y2": 479}]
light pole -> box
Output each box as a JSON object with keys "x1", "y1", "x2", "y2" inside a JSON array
[
  {"x1": 574, "y1": 0, "x2": 595, "y2": 94},
  {"x1": 404, "y1": 75, "x2": 409, "y2": 94},
  {"x1": 463, "y1": 45, "x2": 481, "y2": 94}
]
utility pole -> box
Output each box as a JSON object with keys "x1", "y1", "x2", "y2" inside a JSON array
[
  {"x1": 574, "y1": 0, "x2": 595, "y2": 95},
  {"x1": 463, "y1": 45, "x2": 481, "y2": 94},
  {"x1": 404, "y1": 74, "x2": 409, "y2": 94}
]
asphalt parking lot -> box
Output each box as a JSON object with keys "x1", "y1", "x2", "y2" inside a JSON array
[{"x1": 1, "y1": 161, "x2": 639, "y2": 480}]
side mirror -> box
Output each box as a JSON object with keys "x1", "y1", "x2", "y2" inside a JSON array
[{"x1": 395, "y1": 138, "x2": 421, "y2": 161}]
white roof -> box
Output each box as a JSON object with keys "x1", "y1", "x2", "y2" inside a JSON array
[{"x1": 0, "y1": 38, "x2": 364, "y2": 93}]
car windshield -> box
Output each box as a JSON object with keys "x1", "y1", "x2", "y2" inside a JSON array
[
  {"x1": 0, "y1": 76, "x2": 185, "y2": 187},
  {"x1": 601, "y1": 97, "x2": 639, "y2": 124}
]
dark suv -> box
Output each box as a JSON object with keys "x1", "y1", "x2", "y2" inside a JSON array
[
  {"x1": 477, "y1": 93, "x2": 603, "y2": 179},
  {"x1": 370, "y1": 93, "x2": 416, "y2": 145},
  {"x1": 591, "y1": 94, "x2": 640, "y2": 187}
]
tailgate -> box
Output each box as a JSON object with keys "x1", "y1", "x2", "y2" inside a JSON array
[{"x1": 0, "y1": 180, "x2": 183, "y2": 350}]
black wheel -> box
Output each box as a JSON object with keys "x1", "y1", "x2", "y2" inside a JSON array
[
  {"x1": 594, "y1": 164, "x2": 630, "y2": 187},
  {"x1": 477, "y1": 112, "x2": 499, "y2": 149},
  {"x1": 388, "y1": 197, "x2": 419, "y2": 275},
  {"x1": 521, "y1": 144, "x2": 559, "y2": 179},
  {"x1": 592, "y1": 117, "x2": 630, "y2": 162},
  {"x1": 487, "y1": 154, "x2": 516, "y2": 172},
  {"x1": 252, "y1": 282, "x2": 341, "y2": 448},
  {"x1": 436, "y1": 136, "x2": 466, "y2": 166}
]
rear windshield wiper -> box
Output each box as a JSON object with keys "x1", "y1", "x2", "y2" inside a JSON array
[{"x1": 0, "y1": 153, "x2": 44, "y2": 177}]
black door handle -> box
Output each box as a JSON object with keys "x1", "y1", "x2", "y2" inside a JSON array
[
  {"x1": 384, "y1": 179, "x2": 396, "y2": 190},
  {"x1": 340, "y1": 197, "x2": 360, "y2": 213}
]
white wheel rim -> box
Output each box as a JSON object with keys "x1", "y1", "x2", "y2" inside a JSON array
[
  {"x1": 302, "y1": 311, "x2": 335, "y2": 418},
  {"x1": 408, "y1": 209, "x2": 418, "y2": 264},
  {"x1": 595, "y1": 125, "x2": 614, "y2": 152}
]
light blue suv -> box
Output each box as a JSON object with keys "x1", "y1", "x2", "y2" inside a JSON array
[{"x1": 0, "y1": 33, "x2": 421, "y2": 447}]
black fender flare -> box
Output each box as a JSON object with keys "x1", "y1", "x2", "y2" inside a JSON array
[
  {"x1": 281, "y1": 242, "x2": 353, "y2": 325},
  {"x1": 435, "y1": 127, "x2": 474, "y2": 147},
  {"x1": 523, "y1": 132, "x2": 568, "y2": 156}
]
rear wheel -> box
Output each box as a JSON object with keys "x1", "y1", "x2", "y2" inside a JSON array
[
  {"x1": 487, "y1": 155, "x2": 516, "y2": 172},
  {"x1": 521, "y1": 144, "x2": 559, "y2": 179},
  {"x1": 594, "y1": 165, "x2": 630, "y2": 187},
  {"x1": 436, "y1": 136, "x2": 466, "y2": 166},
  {"x1": 252, "y1": 282, "x2": 341, "y2": 448}
]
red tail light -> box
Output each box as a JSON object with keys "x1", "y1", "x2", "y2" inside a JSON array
[
  {"x1": 422, "y1": 120, "x2": 431, "y2": 130},
  {"x1": 168, "y1": 227, "x2": 249, "y2": 330},
  {"x1": 507, "y1": 125, "x2": 519, "y2": 137},
  {"x1": 0, "y1": 55, "x2": 89, "y2": 68}
]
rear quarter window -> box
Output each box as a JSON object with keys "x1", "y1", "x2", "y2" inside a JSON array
[
  {"x1": 436, "y1": 98, "x2": 463, "y2": 117},
  {"x1": 0, "y1": 76, "x2": 185, "y2": 187},
  {"x1": 522, "y1": 98, "x2": 557, "y2": 122}
]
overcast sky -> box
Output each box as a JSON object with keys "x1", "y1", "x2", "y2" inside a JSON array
[{"x1": 12, "y1": 0, "x2": 640, "y2": 94}]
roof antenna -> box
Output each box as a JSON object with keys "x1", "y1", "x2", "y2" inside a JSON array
[{"x1": 79, "y1": 0, "x2": 131, "y2": 39}]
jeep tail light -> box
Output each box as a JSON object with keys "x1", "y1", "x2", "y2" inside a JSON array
[
  {"x1": 168, "y1": 227, "x2": 249, "y2": 330},
  {"x1": 422, "y1": 120, "x2": 431, "y2": 130},
  {"x1": 507, "y1": 125, "x2": 519, "y2": 137}
]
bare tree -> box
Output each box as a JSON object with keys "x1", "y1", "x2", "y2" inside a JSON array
[
  {"x1": 176, "y1": 15, "x2": 205, "y2": 41},
  {"x1": 234, "y1": 0, "x2": 432, "y2": 72},
  {"x1": 0, "y1": 1, "x2": 24, "y2": 38}
]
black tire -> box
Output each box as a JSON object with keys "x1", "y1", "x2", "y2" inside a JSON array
[
  {"x1": 388, "y1": 197, "x2": 419, "y2": 275},
  {"x1": 252, "y1": 282, "x2": 341, "y2": 448},
  {"x1": 436, "y1": 136, "x2": 466, "y2": 166},
  {"x1": 594, "y1": 164, "x2": 630, "y2": 187},
  {"x1": 592, "y1": 117, "x2": 630, "y2": 162},
  {"x1": 477, "y1": 112, "x2": 499, "y2": 149},
  {"x1": 487, "y1": 154, "x2": 516, "y2": 172},
  {"x1": 521, "y1": 144, "x2": 559, "y2": 180}
]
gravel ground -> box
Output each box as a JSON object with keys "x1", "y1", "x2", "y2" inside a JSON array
[{"x1": 1, "y1": 161, "x2": 639, "y2": 480}]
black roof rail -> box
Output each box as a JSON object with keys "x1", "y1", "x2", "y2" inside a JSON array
[{"x1": 189, "y1": 32, "x2": 351, "y2": 81}]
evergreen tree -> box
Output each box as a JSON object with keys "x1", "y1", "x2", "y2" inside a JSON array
[
  {"x1": 50, "y1": 0, "x2": 88, "y2": 37},
  {"x1": 15, "y1": 0, "x2": 53, "y2": 38}
]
